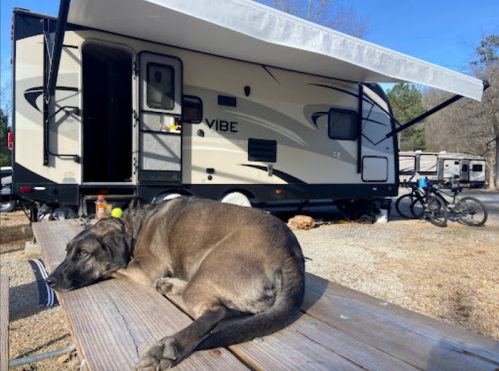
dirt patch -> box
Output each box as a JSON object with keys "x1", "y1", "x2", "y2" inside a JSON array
[{"x1": 1, "y1": 206, "x2": 498, "y2": 370}]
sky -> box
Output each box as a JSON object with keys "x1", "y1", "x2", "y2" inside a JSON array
[{"x1": 1, "y1": 0, "x2": 498, "y2": 96}]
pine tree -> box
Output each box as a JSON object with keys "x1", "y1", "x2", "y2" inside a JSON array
[
  {"x1": 387, "y1": 83, "x2": 428, "y2": 151},
  {"x1": 0, "y1": 109, "x2": 12, "y2": 167}
]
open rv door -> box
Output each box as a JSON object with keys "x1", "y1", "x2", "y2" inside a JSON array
[{"x1": 138, "y1": 52, "x2": 183, "y2": 183}]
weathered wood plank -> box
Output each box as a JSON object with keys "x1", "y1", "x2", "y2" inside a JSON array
[
  {"x1": 33, "y1": 220, "x2": 249, "y2": 371},
  {"x1": 0, "y1": 274, "x2": 9, "y2": 371},
  {"x1": 304, "y1": 273, "x2": 499, "y2": 371},
  {"x1": 290, "y1": 315, "x2": 419, "y2": 371},
  {"x1": 166, "y1": 295, "x2": 368, "y2": 371},
  {"x1": 168, "y1": 289, "x2": 419, "y2": 371},
  {"x1": 306, "y1": 273, "x2": 499, "y2": 357},
  {"x1": 231, "y1": 325, "x2": 364, "y2": 371}
]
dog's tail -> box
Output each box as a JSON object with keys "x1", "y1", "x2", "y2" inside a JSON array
[{"x1": 195, "y1": 256, "x2": 305, "y2": 351}]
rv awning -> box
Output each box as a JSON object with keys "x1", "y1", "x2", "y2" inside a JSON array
[{"x1": 68, "y1": 0, "x2": 484, "y2": 101}]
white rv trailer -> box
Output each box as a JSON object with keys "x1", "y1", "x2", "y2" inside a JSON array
[
  {"x1": 399, "y1": 151, "x2": 486, "y2": 187},
  {"x1": 10, "y1": 0, "x2": 485, "y2": 216}
]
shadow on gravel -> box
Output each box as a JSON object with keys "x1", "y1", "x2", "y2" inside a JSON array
[
  {"x1": 8, "y1": 281, "x2": 56, "y2": 322},
  {"x1": 12, "y1": 333, "x2": 71, "y2": 359},
  {"x1": 0, "y1": 224, "x2": 32, "y2": 247}
]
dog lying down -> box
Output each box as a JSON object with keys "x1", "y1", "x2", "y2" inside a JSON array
[{"x1": 46, "y1": 197, "x2": 305, "y2": 369}]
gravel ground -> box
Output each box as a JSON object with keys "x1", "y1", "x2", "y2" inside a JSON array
[
  {"x1": 1, "y1": 200, "x2": 498, "y2": 370},
  {"x1": 1, "y1": 211, "x2": 79, "y2": 371}
]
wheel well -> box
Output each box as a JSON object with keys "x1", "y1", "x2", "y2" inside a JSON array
[
  {"x1": 153, "y1": 189, "x2": 193, "y2": 203},
  {"x1": 219, "y1": 189, "x2": 256, "y2": 203}
]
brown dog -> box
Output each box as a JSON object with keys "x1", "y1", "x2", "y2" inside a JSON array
[{"x1": 46, "y1": 197, "x2": 305, "y2": 369}]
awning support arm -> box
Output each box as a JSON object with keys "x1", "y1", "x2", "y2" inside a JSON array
[
  {"x1": 43, "y1": 0, "x2": 71, "y2": 166},
  {"x1": 380, "y1": 80, "x2": 490, "y2": 143},
  {"x1": 44, "y1": 0, "x2": 71, "y2": 102},
  {"x1": 357, "y1": 84, "x2": 363, "y2": 173}
]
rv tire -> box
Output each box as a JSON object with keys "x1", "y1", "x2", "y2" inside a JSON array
[{"x1": 0, "y1": 199, "x2": 16, "y2": 213}]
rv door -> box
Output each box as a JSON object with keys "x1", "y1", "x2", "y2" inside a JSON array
[
  {"x1": 138, "y1": 52, "x2": 183, "y2": 183},
  {"x1": 461, "y1": 160, "x2": 470, "y2": 182}
]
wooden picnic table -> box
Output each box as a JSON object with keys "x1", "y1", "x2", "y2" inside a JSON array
[{"x1": 33, "y1": 219, "x2": 499, "y2": 371}]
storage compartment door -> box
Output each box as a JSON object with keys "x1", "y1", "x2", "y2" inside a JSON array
[
  {"x1": 443, "y1": 159, "x2": 461, "y2": 181},
  {"x1": 362, "y1": 156, "x2": 388, "y2": 182}
]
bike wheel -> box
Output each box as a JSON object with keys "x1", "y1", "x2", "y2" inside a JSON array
[
  {"x1": 457, "y1": 197, "x2": 488, "y2": 226},
  {"x1": 426, "y1": 196, "x2": 448, "y2": 227},
  {"x1": 410, "y1": 199, "x2": 425, "y2": 218},
  {"x1": 395, "y1": 194, "x2": 418, "y2": 219}
]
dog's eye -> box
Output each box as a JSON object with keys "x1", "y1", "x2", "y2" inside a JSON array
[{"x1": 78, "y1": 251, "x2": 89, "y2": 257}]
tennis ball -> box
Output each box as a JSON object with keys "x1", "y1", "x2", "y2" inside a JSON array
[{"x1": 111, "y1": 208, "x2": 123, "y2": 218}]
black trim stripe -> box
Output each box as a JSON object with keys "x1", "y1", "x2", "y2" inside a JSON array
[
  {"x1": 24, "y1": 86, "x2": 78, "y2": 112},
  {"x1": 241, "y1": 165, "x2": 306, "y2": 184},
  {"x1": 261, "y1": 65, "x2": 280, "y2": 84}
]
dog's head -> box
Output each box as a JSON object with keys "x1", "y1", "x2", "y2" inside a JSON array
[{"x1": 45, "y1": 218, "x2": 133, "y2": 292}]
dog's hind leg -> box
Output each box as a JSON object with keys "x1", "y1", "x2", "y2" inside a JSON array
[
  {"x1": 154, "y1": 277, "x2": 188, "y2": 296},
  {"x1": 136, "y1": 302, "x2": 228, "y2": 370}
]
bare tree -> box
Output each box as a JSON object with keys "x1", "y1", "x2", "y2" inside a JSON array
[
  {"x1": 0, "y1": 63, "x2": 12, "y2": 119},
  {"x1": 423, "y1": 32, "x2": 498, "y2": 189},
  {"x1": 257, "y1": 0, "x2": 369, "y2": 39},
  {"x1": 471, "y1": 33, "x2": 499, "y2": 190},
  {"x1": 460, "y1": 31, "x2": 498, "y2": 189}
]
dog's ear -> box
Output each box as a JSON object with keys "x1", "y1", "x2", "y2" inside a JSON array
[{"x1": 99, "y1": 232, "x2": 134, "y2": 268}]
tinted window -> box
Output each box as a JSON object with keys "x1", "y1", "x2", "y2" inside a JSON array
[
  {"x1": 472, "y1": 164, "x2": 483, "y2": 172},
  {"x1": 462, "y1": 164, "x2": 469, "y2": 172},
  {"x1": 182, "y1": 96, "x2": 202, "y2": 124},
  {"x1": 147, "y1": 63, "x2": 174, "y2": 110},
  {"x1": 328, "y1": 108, "x2": 358, "y2": 140}
]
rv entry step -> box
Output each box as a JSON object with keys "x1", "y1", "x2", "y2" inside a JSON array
[{"x1": 81, "y1": 195, "x2": 138, "y2": 217}]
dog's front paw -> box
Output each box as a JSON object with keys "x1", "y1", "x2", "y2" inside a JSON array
[
  {"x1": 135, "y1": 337, "x2": 178, "y2": 371},
  {"x1": 154, "y1": 277, "x2": 187, "y2": 296},
  {"x1": 154, "y1": 278, "x2": 174, "y2": 295}
]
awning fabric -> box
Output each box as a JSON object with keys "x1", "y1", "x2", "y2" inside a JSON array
[{"x1": 68, "y1": 0, "x2": 484, "y2": 101}]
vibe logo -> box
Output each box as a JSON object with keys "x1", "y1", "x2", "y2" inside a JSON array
[{"x1": 205, "y1": 119, "x2": 238, "y2": 133}]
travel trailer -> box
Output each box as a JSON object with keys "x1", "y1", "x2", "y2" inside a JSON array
[
  {"x1": 399, "y1": 151, "x2": 486, "y2": 187},
  {"x1": 10, "y1": 0, "x2": 486, "y2": 217}
]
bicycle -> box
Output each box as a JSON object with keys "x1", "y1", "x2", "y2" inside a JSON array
[
  {"x1": 395, "y1": 177, "x2": 448, "y2": 227},
  {"x1": 413, "y1": 183, "x2": 488, "y2": 227}
]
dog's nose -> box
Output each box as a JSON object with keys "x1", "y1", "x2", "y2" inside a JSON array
[{"x1": 45, "y1": 276, "x2": 57, "y2": 288}]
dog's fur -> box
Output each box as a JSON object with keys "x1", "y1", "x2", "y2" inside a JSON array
[{"x1": 46, "y1": 197, "x2": 305, "y2": 369}]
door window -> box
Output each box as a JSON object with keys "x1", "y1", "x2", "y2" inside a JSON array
[
  {"x1": 139, "y1": 52, "x2": 182, "y2": 115},
  {"x1": 146, "y1": 63, "x2": 174, "y2": 110}
]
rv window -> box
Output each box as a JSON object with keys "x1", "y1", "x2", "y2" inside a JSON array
[
  {"x1": 182, "y1": 96, "x2": 203, "y2": 124},
  {"x1": 462, "y1": 164, "x2": 469, "y2": 172},
  {"x1": 328, "y1": 108, "x2": 358, "y2": 140},
  {"x1": 147, "y1": 63, "x2": 174, "y2": 110},
  {"x1": 472, "y1": 164, "x2": 483, "y2": 172}
]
